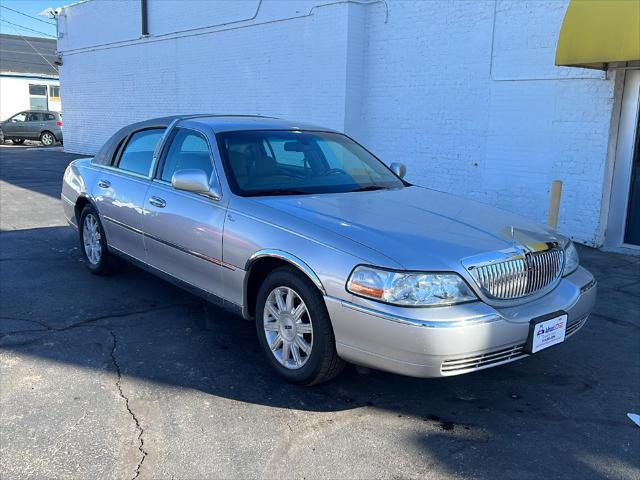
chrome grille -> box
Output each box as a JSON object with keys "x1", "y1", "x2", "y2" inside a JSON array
[{"x1": 468, "y1": 248, "x2": 564, "y2": 300}]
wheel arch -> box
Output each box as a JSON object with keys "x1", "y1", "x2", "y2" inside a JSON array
[
  {"x1": 41, "y1": 130, "x2": 57, "y2": 141},
  {"x1": 74, "y1": 195, "x2": 98, "y2": 224},
  {"x1": 243, "y1": 249, "x2": 326, "y2": 320}
]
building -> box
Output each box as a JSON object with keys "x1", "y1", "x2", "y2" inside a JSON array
[
  {"x1": 0, "y1": 34, "x2": 61, "y2": 119},
  {"x1": 55, "y1": 0, "x2": 639, "y2": 251}
]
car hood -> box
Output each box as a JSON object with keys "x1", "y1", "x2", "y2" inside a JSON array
[{"x1": 252, "y1": 186, "x2": 564, "y2": 270}]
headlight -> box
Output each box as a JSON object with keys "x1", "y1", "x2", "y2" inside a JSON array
[
  {"x1": 563, "y1": 241, "x2": 579, "y2": 276},
  {"x1": 346, "y1": 266, "x2": 477, "y2": 306}
]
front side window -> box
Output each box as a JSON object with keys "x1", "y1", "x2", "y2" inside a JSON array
[
  {"x1": 117, "y1": 129, "x2": 164, "y2": 176},
  {"x1": 160, "y1": 128, "x2": 213, "y2": 182},
  {"x1": 218, "y1": 130, "x2": 405, "y2": 196},
  {"x1": 10, "y1": 112, "x2": 27, "y2": 123}
]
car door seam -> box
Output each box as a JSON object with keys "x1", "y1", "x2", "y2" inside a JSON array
[{"x1": 103, "y1": 215, "x2": 236, "y2": 270}]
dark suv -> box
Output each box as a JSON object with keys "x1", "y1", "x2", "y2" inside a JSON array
[{"x1": 0, "y1": 110, "x2": 63, "y2": 146}]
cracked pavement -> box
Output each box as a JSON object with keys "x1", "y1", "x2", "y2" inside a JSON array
[{"x1": 1, "y1": 146, "x2": 639, "y2": 479}]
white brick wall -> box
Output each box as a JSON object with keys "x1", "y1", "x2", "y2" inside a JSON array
[{"x1": 57, "y1": 0, "x2": 617, "y2": 245}]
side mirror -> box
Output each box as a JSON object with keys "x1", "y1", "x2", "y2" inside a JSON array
[
  {"x1": 171, "y1": 169, "x2": 221, "y2": 200},
  {"x1": 390, "y1": 162, "x2": 407, "y2": 179}
]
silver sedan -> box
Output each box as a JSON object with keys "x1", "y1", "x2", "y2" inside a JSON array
[{"x1": 61, "y1": 115, "x2": 596, "y2": 385}]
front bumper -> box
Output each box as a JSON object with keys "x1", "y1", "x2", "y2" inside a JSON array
[{"x1": 326, "y1": 266, "x2": 596, "y2": 378}]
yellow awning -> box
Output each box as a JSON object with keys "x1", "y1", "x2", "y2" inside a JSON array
[{"x1": 556, "y1": 0, "x2": 640, "y2": 69}]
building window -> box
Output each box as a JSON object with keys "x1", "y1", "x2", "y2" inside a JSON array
[
  {"x1": 49, "y1": 85, "x2": 60, "y2": 101},
  {"x1": 29, "y1": 84, "x2": 48, "y2": 110}
]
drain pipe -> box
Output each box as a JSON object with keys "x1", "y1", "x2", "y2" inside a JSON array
[
  {"x1": 548, "y1": 180, "x2": 563, "y2": 229},
  {"x1": 141, "y1": 0, "x2": 149, "y2": 36}
]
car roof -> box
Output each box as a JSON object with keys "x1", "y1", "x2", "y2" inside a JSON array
[
  {"x1": 182, "y1": 115, "x2": 337, "y2": 133},
  {"x1": 92, "y1": 115, "x2": 338, "y2": 166}
]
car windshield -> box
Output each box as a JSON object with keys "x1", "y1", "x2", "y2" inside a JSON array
[{"x1": 217, "y1": 130, "x2": 406, "y2": 196}]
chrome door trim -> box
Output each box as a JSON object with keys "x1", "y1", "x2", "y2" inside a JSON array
[
  {"x1": 103, "y1": 215, "x2": 145, "y2": 235},
  {"x1": 103, "y1": 215, "x2": 236, "y2": 271}
]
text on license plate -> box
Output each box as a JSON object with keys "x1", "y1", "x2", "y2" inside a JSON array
[{"x1": 527, "y1": 313, "x2": 567, "y2": 354}]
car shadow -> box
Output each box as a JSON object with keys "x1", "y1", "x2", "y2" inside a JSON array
[
  {"x1": 0, "y1": 145, "x2": 84, "y2": 199},
  {"x1": 1, "y1": 226, "x2": 639, "y2": 479}
]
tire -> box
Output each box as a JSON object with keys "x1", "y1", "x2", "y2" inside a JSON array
[
  {"x1": 11, "y1": 138, "x2": 25, "y2": 145},
  {"x1": 40, "y1": 131, "x2": 56, "y2": 146},
  {"x1": 78, "y1": 204, "x2": 120, "y2": 275},
  {"x1": 255, "y1": 266, "x2": 345, "y2": 385}
]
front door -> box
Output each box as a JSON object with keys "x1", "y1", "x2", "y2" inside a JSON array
[
  {"x1": 143, "y1": 127, "x2": 227, "y2": 301},
  {"x1": 94, "y1": 128, "x2": 165, "y2": 261},
  {"x1": 3, "y1": 112, "x2": 28, "y2": 137}
]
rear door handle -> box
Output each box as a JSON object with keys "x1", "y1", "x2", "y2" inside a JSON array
[
  {"x1": 149, "y1": 196, "x2": 166, "y2": 208},
  {"x1": 98, "y1": 180, "x2": 111, "y2": 188}
]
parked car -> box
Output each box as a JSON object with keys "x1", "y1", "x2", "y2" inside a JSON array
[
  {"x1": 61, "y1": 115, "x2": 597, "y2": 385},
  {"x1": 0, "y1": 110, "x2": 63, "y2": 146}
]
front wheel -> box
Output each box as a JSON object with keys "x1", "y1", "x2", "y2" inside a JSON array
[
  {"x1": 40, "y1": 131, "x2": 56, "y2": 146},
  {"x1": 11, "y1": 138, "x2": 25, "y2": 145},
  {"x1": 255, "y1": 267, "x2": 345, "y2": 385}
]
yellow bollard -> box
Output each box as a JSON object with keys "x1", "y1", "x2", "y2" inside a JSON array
[{"x1": 548, "y1": 180, "x2": 563, "y2": 230}]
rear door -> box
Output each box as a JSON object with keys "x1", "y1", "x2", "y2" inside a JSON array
[
  {"x1": 143, "y1": 127, "x2": 228, "y2": 300},
  {"x1": 94, "y1": 128, "x2": 164, "y2": 261},
  {"x1": 24, "y1": 112, "x2": 44, "y2": 139}
]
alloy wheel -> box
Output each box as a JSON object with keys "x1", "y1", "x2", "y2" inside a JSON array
[
  {"x1": 263, "y1": 286, "x2": 313, "y2": 370},
  {"x1": 41, "y1": 133, "x2": 54, "y2": 146},
  {"x1": 83, "y1": 213, "x2": 102, "y2": 265}
]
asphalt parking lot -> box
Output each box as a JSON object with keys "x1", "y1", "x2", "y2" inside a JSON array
[{"x1": 1, "y1": 145, "x2": 639, "y2": 480}]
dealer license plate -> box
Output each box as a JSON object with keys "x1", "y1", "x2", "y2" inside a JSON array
[{"x1": 525, "y1": 311, "x2": 568, "y2": 354}]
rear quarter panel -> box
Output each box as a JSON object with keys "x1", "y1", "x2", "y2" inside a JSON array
[{"x1": 61, "y1": 158, "x2": 100, "y2": 227}]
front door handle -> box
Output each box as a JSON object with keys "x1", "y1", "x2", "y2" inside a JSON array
[
  {"x1": 97, "y1": 179, "x2": 111, "y2": 188},
  {"x1": 149, "y1": 196, "x2": 166, "y2": 208}
]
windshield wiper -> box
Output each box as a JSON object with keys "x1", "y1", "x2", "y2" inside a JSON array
[
  {"x1": 349, "y1": 185, "x2": 388, "y2": 193},
  {"x1": 247, "y1": 189, "x2": 311, "y2": 197}
]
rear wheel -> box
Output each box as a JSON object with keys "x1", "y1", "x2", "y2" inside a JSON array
[
  {"x1": 40, "y1": 131, "x2": 56, "y2": 146},
  {"x1": 79, "y1": 204, "x2": 119, "y2": 275},
  {"x1": 255, "y1": 267, "x2": 345, "y2": 385},
  {"x1": 11, "y1": 138, "x2": 25, "y2": 145}
]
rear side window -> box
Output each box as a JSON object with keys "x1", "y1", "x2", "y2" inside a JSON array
[
  {"x1": 117, "y1": 129, "x2": 164, "y2": 176},
  {"x1": 45, "y1": 113, "x2": 55, "y2": 121},
  {"x1": 160, "y1": 128, "x2": 212, "y2": 182},
  {"x1": 27, "y1": 113, "x2": 43, "y2": 122}
]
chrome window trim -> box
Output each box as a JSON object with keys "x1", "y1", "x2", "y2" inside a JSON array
[
  {"x1": 99, "y1": 164, "x2": 152, "y2": 181},
  {"x1": 153, "y1": 124, "x2": 223, "y2": 201},
  {"x1": 151, "y1": 117, "x2": 181, "y2": 176},
  {"x1": 110, "y1": 127, "x2": 166, "y2": 178}
]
